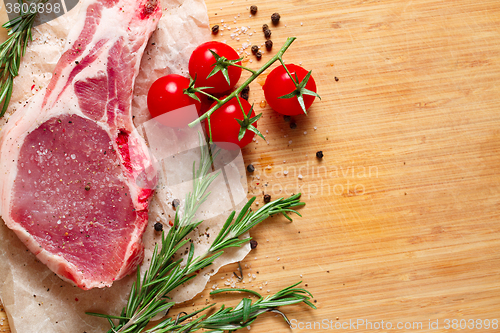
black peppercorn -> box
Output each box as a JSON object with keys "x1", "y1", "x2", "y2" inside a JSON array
[
  {"x1": 290, "y1": 122, "x2": 297, "y2": 129},
  {"x1": 271, "y1": 12, "x2": 281, "y2": 24},
  {"x1": 263, "y1": 194, "x2": 271, "y2": 203},
  {"x1": 247, "y1": 164, "x2": 255, "y2": 172},
  {"x1": 335, "y1": 76, "x2": 339, "y2": 81},
  {"x1": 262, "y1": 24, "x2": 269, "y2": 31},
  {"x1": 172, "y1": 199, "x2": 180, "y2": 210},
  {"x1": 250, "y1": 239, "x2": 258, "y2": 249},
  {"x1": 211, "y1": 25, "x2": 219, "y2": 35},
  {"x1": 240, "y1": 85, "x2": 250, "y2": 100},
  {"x1": 264, "y1": 28, "x2": 272, "y2": 39},
  {"x1": 265, "y1": 40, "x2": 273, "y2": 51},
  {"x1": 250, "y1": 5, "x2": 257, "y2": 15},
  {"x1": 256, "y1": 51, "x2": 262, "y2": 60},
  {"x1": 316, "y1": 151, "x2": 324, "y2": 159},
  {"x1": 154, "y1": 222, "x2": 163, "y2": 232},
  {"x1": 251, "y1": 45, "x2": 259, "y2": 54}
]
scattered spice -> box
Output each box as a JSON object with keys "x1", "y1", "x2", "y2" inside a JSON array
[
  {"x1": 256, "y1": 51, "x2": 262, "y2": 60},
  {"x1": 251, "y1": 45, "x2": 259, "y2": 54},
  {"x1": 290, "y1": 122, "x2": 297, "y2": 129},
  {"x1": 316, "y1": 151, "x2": 324, "y2": 159},
  {"x1": 247, "y1": 164, "x2": 255, "y2": 172},
  {"x1": 85, "y1": 183, "x2": 91, "y2": 191},
  {"x1": 265, "y1": 39, "x2": 273, "y2": 51},
  {"x1": 250, "y1": 239, "x2": 258, "y2": 249},
  {"x1": 283, "y1": 115, "x2": 291, "y2": 122},
  {"x1": 262, "y1": 24, "x2": 269, "y2": 31},
  {"x1": 264, "y1": 28, "x2": 272, "y2": 39},
  {"x1": 271, "y1": 12, "x2": 281, "y2": 24},
  {"x1": 335, "y1": 76, "x2": 339, "y2": 82},
  {"x1": 211, "y1": 25, "x2": 219, "y2": 35},
  {"x1": 263, "y1": 194, "x2": 271, "y2": 203},
  {"x1": 172, "y1": 199, "x2": 180, "y2": 210},
  {"x1": 250, "y1": 5, "x2": 258, "y2": 15},
  {"x1": 154, "y1": 222, "x2": 163, "y2": 232},
  {"x1": 240, "y1": 85, "x2": 250, "y2": 100}
]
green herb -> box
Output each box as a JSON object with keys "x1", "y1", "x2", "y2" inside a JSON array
[
  {"x1": 135, "y1": 281, "x2": 315, "y2": 332},
  {"x1": 0, "y1": 0, "x2": 43, "y2": 117},
  {"x1": 87, "y1": 134, "x2": 309, "y2": 332}
]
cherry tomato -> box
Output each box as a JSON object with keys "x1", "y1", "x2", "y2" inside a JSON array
[
  {"x1": 263, "y1": 64, "x2": 318, "y2": 116},
  {"x1": 205, "y1": 97, "x2": 256, "y2": 149},
  {"x1": 189, "y1": 41, "x2": 242, "y2": 94},
  {"x1": 147, "y1": 74, "x2": 201, "y2": 127}
]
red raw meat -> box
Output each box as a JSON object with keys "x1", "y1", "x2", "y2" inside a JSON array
[{"x1": 0, "y1": 0, "x2": 160, "y2": 290}]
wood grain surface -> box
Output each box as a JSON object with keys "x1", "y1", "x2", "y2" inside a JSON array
[{"x1": 2, "y1": 0, "x2": 500, "y2": 332}]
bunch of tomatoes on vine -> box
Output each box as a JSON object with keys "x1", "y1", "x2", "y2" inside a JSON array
[{"x1": 147, "y1": 37, "x2": 320, "y2": 149}]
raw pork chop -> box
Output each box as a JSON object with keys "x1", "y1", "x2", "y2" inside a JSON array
[{"x1": 0, "y1": 0, "x2": 160, "y2": 290}]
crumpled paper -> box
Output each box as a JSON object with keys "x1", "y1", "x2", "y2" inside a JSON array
[{"x1": 0, "y1": 0, "x2": 251, "y2": 332}]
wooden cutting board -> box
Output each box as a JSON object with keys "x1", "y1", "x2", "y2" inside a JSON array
[{"x1": 1, "y1": 0, "x2": 500, "y2": 332}]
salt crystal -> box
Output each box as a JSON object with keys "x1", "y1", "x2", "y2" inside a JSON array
[
  {"x1": 301, "y1": 22, "x2": 303, "y2": 26},
  {"x1": 289, "y1": 140, "x2": 293, "y2": 144},
  {"x1": 283, "y1": 170, "x2": 288, "y2": 175},
  {"x1": 70, "y1": 154, "x2": 76, "y2": 159},
  {"x1": 304, "y1": 131, "x2": 307, "y2": 135},
  {"x1": 314, "y1": 126, "x2": 317, "y2": 130},
  {"x1": 298, "y1": 174, "x2": 303, "y2": 180},
  {"x1": 277, "y1": 257, "x2": 280, "y2": 261},
  {"x1": 221, "y1": 19, "x2": 224, "y2": 23}
]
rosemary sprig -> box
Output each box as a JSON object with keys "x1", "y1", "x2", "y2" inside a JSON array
[
  {"x1": 139, "y1": 281, "x2": 316, "y2": 333},
  {"x1": 0, "y1": 0, "x2": 43, "y2": 117}
]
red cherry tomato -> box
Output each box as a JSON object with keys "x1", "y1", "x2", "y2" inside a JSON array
[
  {"x1": 263, "y1": 64, "x2": 317, "y2": 116},
  {"x1": 147, "y1": 74, "x2": 200, "y2": 127},
  {"x1": 205, "y1": 97, "x2": 256, "y2": 149},
  {"x1": 189, "y1": 41, "x2": 242, "y2": 94}
]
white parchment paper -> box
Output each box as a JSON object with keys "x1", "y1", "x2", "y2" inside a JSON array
[{"x1": 0, "y1": 0, "x2": 252, "y2": 332}]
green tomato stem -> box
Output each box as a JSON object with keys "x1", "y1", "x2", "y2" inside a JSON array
[
  {"x1": 231, "y1": 63, "x2": 257, "y2": 75},
  {"x1": 188, "y1": 37, "x2": 297, "y2": 129},
  {"x1": 278, "y1": 57, "x2": 298, "y2": 86},
  {"x1": 235, "y1": 95, "x2": 249, "y2": 121}
]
